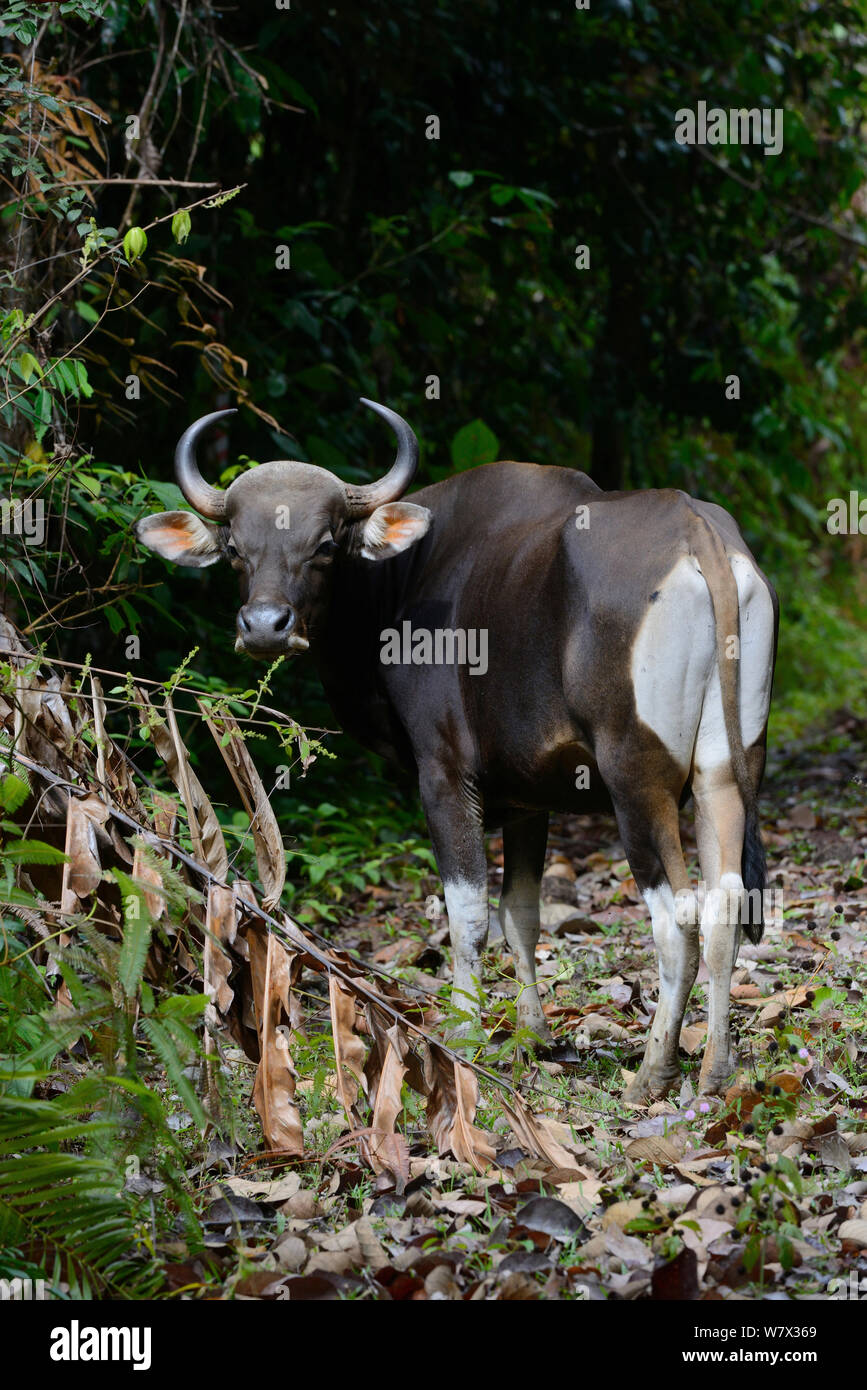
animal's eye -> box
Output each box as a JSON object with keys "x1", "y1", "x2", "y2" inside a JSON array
[
  {"x1": 226, "y1": 541, "x2": 239, "y2": 559},
  {"x1": 313, "y1": 538, "x2": 337, "y2": 559}
]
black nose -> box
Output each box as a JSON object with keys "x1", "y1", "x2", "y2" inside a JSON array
[{"x1": 238, "y1": 602, "x2": 295, "y2": 648}]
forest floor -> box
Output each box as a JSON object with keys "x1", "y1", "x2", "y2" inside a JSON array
[{"x1": 194, "y1": 710, "x2": 867, "y2": 1301}]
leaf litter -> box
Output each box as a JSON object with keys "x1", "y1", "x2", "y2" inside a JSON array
[{"x1": 1, "y1": 626, "x2": 865, "y2": 1300}]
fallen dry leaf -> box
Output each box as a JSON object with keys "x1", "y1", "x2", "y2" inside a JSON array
[
  {"x1": 624, "y1": 1135, "x2": 685, "y2": 1166},
  {"x1": 651, "y1": 1246, "x2": 699, "y2": 1300},
  {"x1": 223, "y1": 1173, "x2": 301, "y2": 1202},
  {"x1": 424, "y1": 1046, "x2": 495, "y2": 1173},
  {"x1": 369, "y1": 1024, "x2": 411, "y2": 1180},
  {"x1": 199, "y1": 703, "x2": 286, "y2": 910},
  {"x1": 136, "y1": 687, "x2": 228, "y2": 879},
  {"x1": 424, "y1": 1263, "x2": 462, "y2": 1299},
  {"x1": 515, "y1": 1195, "x2": 585, "y2": 1240},
  {"x1": 60, "y1": 791, "x2": 108, "y2": 911},
  {"x1": 500, "y1": 1092, "x2": 587, "y2": 1174},
  {"x1": 556, "y1": 1178, "x2": 605, "y2": 1216},
  {"x1": 131, "y1": 841, "x2": 166, "y2": 921},
  {"x1": 204, "y1": 881, "x2": 236, "y2": 1019},
  {"x1": 601, "y1": 1198, "x2": 647, "y2": 1230},
  {"x1": 328, "y1": 975, "x2": 369, "y2": 1131},
  {"x1": 838, "y1": 1219, "x2": 867, "y2": 1246},
  {"x1": 249, "y1": 926, "x2": 303, "y2": 1154},
  {"x1": 679, "y1": 1022, "x2": 707, "y2": 1055},
  {"x1": 273, "y1": 1234, "x2": 307, "y2": 1272}
]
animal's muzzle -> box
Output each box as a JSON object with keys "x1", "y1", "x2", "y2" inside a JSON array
[{"x1": 235, "y1": 602, "x2": 309, "y2": 657}]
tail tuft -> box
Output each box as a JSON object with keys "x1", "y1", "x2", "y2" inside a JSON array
[{"x1": 741, "y1": 804, "x2": 767, "y2": 945}]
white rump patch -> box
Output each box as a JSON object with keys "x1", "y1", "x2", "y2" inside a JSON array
[
  {"x1": 630, "y1": 556, "x2": 713, "y2": 769},
  {"x1": 631, "y1": 551, "x2": 774, "y2": 772}
]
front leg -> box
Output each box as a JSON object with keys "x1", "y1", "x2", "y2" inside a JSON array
[
  {"x1": 418, "y1": 762, "x2": 489, "y2": 1033},
  {"x1": 499, "y1": 813, "x2": 552, "y2": 1043}
]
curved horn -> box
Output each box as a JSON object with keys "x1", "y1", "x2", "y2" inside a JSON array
[
  {"x1": 344, "y1": 399, "x2": 419, "y2": 517},
  {"x1": 174, "y1": 409, "x2": 237, "y2": 519}
]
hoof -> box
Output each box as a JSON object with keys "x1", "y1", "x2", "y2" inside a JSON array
[
  {"x1": 697, "y1": 1068, "x2": 737, "y2": 1097},
  {"x1": 698, "y1": 1053, "x2": 738, "y2": 1097},
  {"x1": 623, "y1": 1068, "x2": 680, "y2": 1105}
]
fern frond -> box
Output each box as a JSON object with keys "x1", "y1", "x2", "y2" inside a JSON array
[
  {"x1": 140, "y1": 1017, "x2": 207, "y2": 1129},
  {"x1": 111, "y1": 868, "x2": 153, "y2": 999},
  {"x1": 0, "y1": 1095, "x2": 163, "y2": 1298}
]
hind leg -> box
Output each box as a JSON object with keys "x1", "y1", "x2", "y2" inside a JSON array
[
  {"x1": 499, "y1": 813, "x2": 551, "y2": 1043},
  {"x1": 601, "y1": 772, "x2": 699, "y2": 1103},
  {"x1": 692, "y1": 766, "x2": 746, "y2": 1094},
  {"x1": 633, "y1": 880, "x2": 700, "y2": 1100}
]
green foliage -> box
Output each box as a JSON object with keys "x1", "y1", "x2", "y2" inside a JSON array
[
  {"x1": 0, "y1": 0, "x2": 864, "y2": 762},
  {"x1": 0, "y1": 795, "x2": 210, "y2": 1294},
  {"x1": 0, "y1": 1088, "x2": 163, "y2": 1297},
  {"x1": 0, "y1": 2, "x2": 866, "y2": 1297},
  {"x1": 111, "y1": 867, "x2": 154, "y2": 1000},
  {"x1": 451, "y1": 419, "x2": 500, "y2": 472},
  {"x1": 0, "y1": 772, "x2": 30, "y2": 814},
  {"x1": 282, "y1": 791, "x2": 433, "y2": 923},
  {"x1": 735, "y1": 1156, "x2": 804, "y2": 1277}
]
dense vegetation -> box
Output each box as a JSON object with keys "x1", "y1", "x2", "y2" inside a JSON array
[{"x1": 0, "y1": 0, "x2": 865, "y2": 1301}]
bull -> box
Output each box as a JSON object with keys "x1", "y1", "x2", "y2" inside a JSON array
[{"x1": 136, "y1": 400, "x2": 778, "y2": 1101}]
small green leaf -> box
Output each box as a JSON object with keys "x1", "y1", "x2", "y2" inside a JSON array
[
  {"x1": 450, "y1": 418, "x2": 499, "y2": 471},
  {"x1": 113, "y1": 866, "x2": 153, "y2": 997},
  {"x1": 74, "y1": 299, "x2": 100, "y2": 324},
  {"x1": 0, "y1": 773, "x2": 30, "y2": 813},
  {"x1": 157, "y1": 993, "x2": 207, "y2": 1019},
  {"x1": 810, "y1": 985, "x2": 834, "y2": 1005},
  {"x1": 70, "y1": 360, "x2": 94, "y2": 399},
  {"x1": 743, "y1": 1230, "x2": 761, "y2": 1273},
  {"x1": 18, "y1": 352, "x2": 41, "y2": 383},
  {"x1": 448, "y1": 170, "x2": 474, "y2": 188},
  {"x1": 2, "y1": 839, "x2": 69, "y2": 865}
]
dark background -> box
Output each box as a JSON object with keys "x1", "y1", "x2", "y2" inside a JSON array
[{"x1": 2, "y1": 0, "x2": 866, "y2": 823}]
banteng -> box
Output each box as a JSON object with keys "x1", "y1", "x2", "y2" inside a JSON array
[{"x1": 136, "y1": 401, "x2": 778, "y2": 1101}]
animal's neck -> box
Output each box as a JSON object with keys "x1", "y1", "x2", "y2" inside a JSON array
[{"x1": 311, "y1": 552, "x2": 413, "y2": 763}]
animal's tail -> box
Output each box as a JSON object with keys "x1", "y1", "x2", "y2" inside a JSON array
[
  {"x1": 688, "y1": 504, "x2": 766, "y2": 944},
  {"x1": 741, "y1": 802, "x2": 768, "y2": 945}
]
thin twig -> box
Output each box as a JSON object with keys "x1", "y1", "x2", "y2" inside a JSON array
[
  {"x1": 0, "y1": 649, "x2": 337, "y2": 733},
  {"x1": 5, "y1": 179, "x2": 220, "y2": 199}
]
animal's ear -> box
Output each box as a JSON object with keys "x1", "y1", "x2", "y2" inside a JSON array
[
  {"x1": 134, "y1": 511, "x2": 222, "y2": 568},
  {"x1": 357, "y1": 501, "x2": 431, "y2": 561}
]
